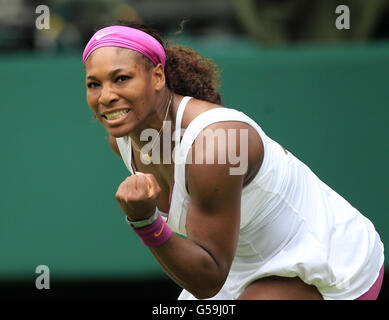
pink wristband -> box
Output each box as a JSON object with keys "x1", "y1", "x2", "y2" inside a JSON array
[{"x1": 131, "y1": 215, "x2": 173, "y2": 247}]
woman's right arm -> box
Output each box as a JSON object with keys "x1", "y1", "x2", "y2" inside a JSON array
[{"x1": 109, "y1": 135, "x2": 122, "y2": 158}]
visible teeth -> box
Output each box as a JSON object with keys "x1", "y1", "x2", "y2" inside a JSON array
[{"x1": 105, "y1": 109, "x2": 129, "y2": 120}]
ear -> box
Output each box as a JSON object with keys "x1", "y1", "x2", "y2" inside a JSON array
[{"x1": 152, "y1": 63, "x2": 166, "y2": 92}]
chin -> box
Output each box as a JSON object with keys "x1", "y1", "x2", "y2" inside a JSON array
[{"x1": 106, "y1": 126, "x2": 132, "y2": 138}]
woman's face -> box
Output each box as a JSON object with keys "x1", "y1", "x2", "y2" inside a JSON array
[{"x1": 85, "y1": 47, "x2": 161, "y2": 138}]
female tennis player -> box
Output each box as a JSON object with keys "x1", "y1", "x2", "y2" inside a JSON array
[{"x1": 83, "y1": 20, "x2": 384, "y2": 300}]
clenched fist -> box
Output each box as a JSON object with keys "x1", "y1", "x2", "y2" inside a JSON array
[{"x1": 115, "y1": 172, "x2": 161, "y2": 221}]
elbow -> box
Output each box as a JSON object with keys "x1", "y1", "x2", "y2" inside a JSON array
[
  {"x1": 191, "y1": 278, "x2": 226, "y2": 300},
  {"x1": 192, "y1": 288, "x2": 221, "y2": 300},
  {"x1": 190, "y1": 253, "x2": 232, "y2": 299}
]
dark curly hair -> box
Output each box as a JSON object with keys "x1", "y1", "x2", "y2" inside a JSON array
[{"x1": 105, "y1": 20, "x2": 222, "y2": 105}]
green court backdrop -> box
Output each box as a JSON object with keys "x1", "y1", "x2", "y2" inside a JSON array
[{"x1": 0, "y1": 38, "x2": 388, "y2": 282}]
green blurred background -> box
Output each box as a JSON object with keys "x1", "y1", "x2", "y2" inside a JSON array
[{"x1": 0, "y1": 0, "x2": 388, "y2": 299}]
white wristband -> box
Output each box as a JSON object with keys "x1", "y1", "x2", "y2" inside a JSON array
[{"x1": 125, "y1": 208, "x2": 159, "y2": 229}]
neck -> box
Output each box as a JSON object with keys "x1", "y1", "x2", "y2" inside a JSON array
[{"x1": 130, "y1": 90, "x2": 176, "y2": 154}]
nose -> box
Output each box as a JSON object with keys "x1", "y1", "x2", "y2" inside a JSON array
[{"x1": 98, "y1": 83, "x2": 119, "y2": 107}]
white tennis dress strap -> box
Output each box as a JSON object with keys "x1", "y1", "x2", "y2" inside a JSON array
[{"x1": 174, "y1": 96, "x2": 192, "y2": 145}]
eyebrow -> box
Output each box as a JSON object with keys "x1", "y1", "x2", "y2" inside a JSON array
[{"x1": 86, "y1": 68, "x2": 125, "y2": 80}]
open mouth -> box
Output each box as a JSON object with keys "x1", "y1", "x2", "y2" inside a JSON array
[{"x1": 102, "y1": 109, "x2": 130, "y2": 120}]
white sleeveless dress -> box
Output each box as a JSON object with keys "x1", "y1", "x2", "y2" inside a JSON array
[{"x1": 116, "y1": 96, "x2": 384, "y2": 300}]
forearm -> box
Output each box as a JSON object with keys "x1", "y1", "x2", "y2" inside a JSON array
[
  {"x1": 115, "y1": 172, "x2": 239, "y2": 299},
  {"x1": 149, "y1": 233, "x2": 226, "y2": 299}
]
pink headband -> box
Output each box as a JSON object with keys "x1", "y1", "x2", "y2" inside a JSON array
[{"x1": 82, "y1": 26, "x2": 166, "y2": 66}]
